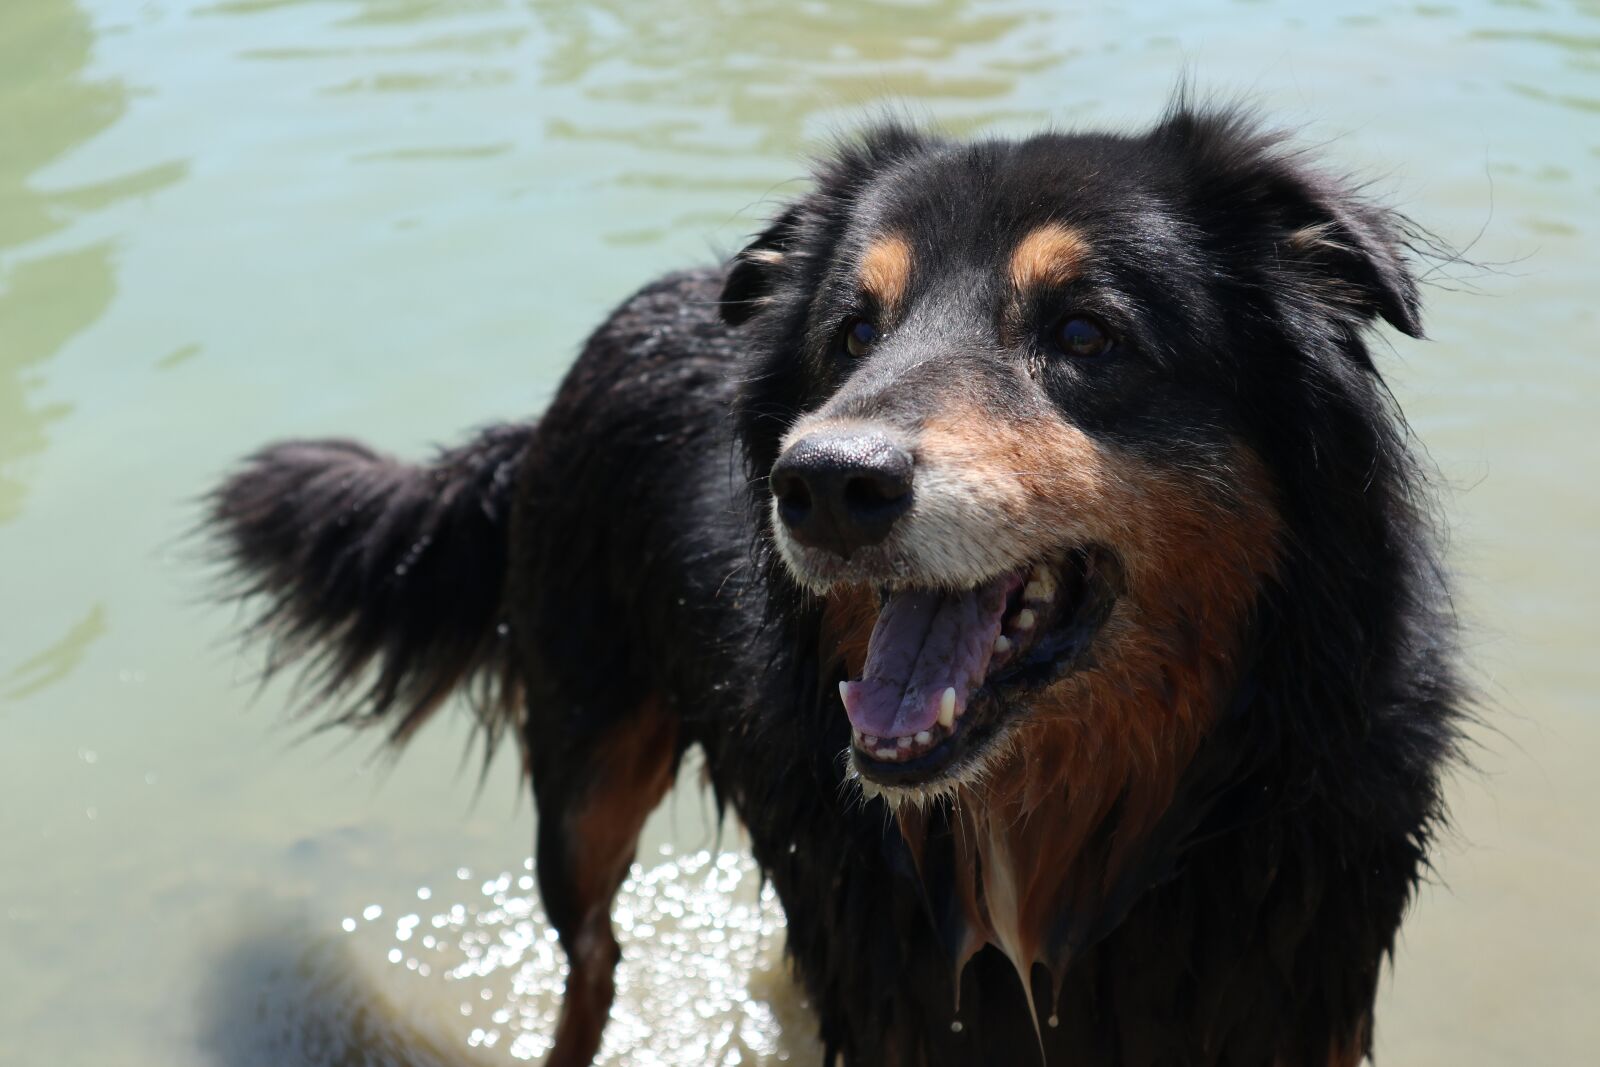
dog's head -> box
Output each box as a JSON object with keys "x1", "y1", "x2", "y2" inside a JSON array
[{"x1": 725, "y1": 107, "x2": 1423, "y2": 808}]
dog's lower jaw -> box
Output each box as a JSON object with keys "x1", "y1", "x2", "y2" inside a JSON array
[{"x1": 846, "y1": 722, "x2": 1023, "y2": 814}]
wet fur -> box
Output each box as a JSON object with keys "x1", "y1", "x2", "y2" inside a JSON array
[{"x1": 208, "y1": 102, "x2": 1462, "y2": 1066}]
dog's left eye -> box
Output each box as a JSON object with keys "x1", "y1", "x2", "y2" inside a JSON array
[
  {"x1": 841, "y1": 316, "x2": 878, "y2": 358},
  {"x1": 1051, "y1": 315, "x2": 1113, "y2": 358}
]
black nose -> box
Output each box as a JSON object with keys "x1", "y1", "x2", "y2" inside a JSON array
[{"x1": 769, "y1": 428, "x2": 913, "y2": 558}]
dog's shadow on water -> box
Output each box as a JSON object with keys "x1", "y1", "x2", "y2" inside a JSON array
[{"x1": 198, "y1": 923, "x2": 471, "y2": 1067}]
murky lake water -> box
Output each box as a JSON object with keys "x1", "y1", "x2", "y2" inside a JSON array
[{"x1": 3, "y1": 0, "x2": 1597, "y2": 1063}]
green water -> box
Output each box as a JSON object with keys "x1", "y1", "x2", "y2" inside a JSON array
[{"x1": 2, "y1": 0, "x2": 1596, "y2": 1063}]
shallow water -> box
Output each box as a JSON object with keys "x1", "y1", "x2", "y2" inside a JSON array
[{"x1": 2, "y1": 0, "x2": 1597, "y2": 1063}]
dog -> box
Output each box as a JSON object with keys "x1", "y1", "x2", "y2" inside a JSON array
[{"x1": 208, "y1": 101, "x2": 1463, "y2": 1066}]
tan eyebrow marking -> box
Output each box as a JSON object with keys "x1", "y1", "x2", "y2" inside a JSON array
[
  {"x1": 1009, "y1": 223, "x2": 1089, "y2": 292},
  {"x1": 860, "y1": 233, "x2": 913, "y2": 313}
]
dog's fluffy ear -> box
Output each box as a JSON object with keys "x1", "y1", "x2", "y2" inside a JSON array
[
  {"x1": 1270, "y1": 167, "x2": 1424, "y2": 338},
  {"x1": 721, "y1": 124, "x2": 933, "y2": 328},
  {"x1": 719, "y1": 205, "x2": 802, "y2": 327},
  {"x1": 1159, "y1": 106, "x2": 1424, "y2": 339}
]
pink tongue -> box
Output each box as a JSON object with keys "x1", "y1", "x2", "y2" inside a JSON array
[{"x1": 839, "y1": 574, "x2": 1015, "y2": 738}]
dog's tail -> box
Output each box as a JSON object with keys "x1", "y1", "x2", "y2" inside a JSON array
[{"x1": 206, "y1": 423, "x2": 535, "y2": 756}]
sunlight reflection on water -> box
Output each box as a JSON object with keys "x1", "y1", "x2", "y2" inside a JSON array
[{"x1": 344, "y1": 848, "x2": 815, "y2": 1065}]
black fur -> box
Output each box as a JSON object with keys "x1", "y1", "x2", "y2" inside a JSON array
[
  {"x1": 208, "y1": 426, "x2": 530, "y2": 753},
  {"x1": 208, "y1": 103, "x2": 1463, "y2": 1066}
]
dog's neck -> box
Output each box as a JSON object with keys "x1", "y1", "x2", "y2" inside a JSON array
[
  {"x1": 896, "y1": 615, "x2": 1233, "y2": 1026},
  {"x1": 836, "y1": 585, "x2": 1269, "y2": 1024}
]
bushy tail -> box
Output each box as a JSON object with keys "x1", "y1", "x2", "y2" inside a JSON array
[{"x1": 206, "y1": 423, "x2": 536, "y2": 756}]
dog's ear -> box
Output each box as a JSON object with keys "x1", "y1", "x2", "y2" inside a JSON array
[
  {"x1": 1268, "y1": 167, "x2": 1424, "y2": 338},
  {"x1": 1160, "y1": 107, "x2": 1424, "y2": 338},
  {"x1": 719, "y1": 205, "x2": 803, "y2": 327},
  {"x1": 721, "y1": 125, "x2": 933, "y2": 328}
]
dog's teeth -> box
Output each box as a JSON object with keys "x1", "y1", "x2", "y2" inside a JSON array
[
  {"x1": 1015, "y1": 608, "x2": 1036, "y2": 631},
  {"x1": 914, "y1": 731, "x2": 931, "y2": 745},
  {"x1": 864, "y1": 734, "x2": 879, "y2": 747},
  {"x1": 938, "y1": 687, "x2": 957, "y2": 728},
  {"x1": 897, "y1": 735, "x2": 912, "y2": 750},
  {"x1": 993, "y1": 634, "x2": 1011, "y2": 655},
  {"x1": 838, "y1": 680, "x2": 852, "y2": 707},
  {"x1": 1032, "y1": 565, "x2": 1058, "y2": 599}
]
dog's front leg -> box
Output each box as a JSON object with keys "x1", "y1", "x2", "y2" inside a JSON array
[{"x1": 530, "y1": 693, "x2": 681, "y2": 1067}]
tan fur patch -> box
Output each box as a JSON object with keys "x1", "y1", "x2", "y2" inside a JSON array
[
  {"x1": 819, "y1": 584, "x2": 879, "y2": 681},
  {"x1": 568, "y1": 698, "x2": 678, "y2": 905},
  {"x1": 1272, "y1": 1021, "x2": 1370, "y2": 1067},
  {"x1": 551, "y1": 696, "x2": 678, "y2": 1066},
  {"x1": 895, "y1": 404, "x2": 1282, "y2": 990},
  {"x1": 1320, "y1": 1015, "x2": 1372, "y2": 1067},
  {"x1": 740, "y1": 247, "x2": 785, "y2": 266},
  {"x1": 1286, "y1": 221, "x2": 1344, "y2": 253},
  {"x1": 1009, "y1": 223, "x2": 1089, "y2": 292},
  {"x1": 860, "y1": 233, "x2": 913, "y2": 312}
]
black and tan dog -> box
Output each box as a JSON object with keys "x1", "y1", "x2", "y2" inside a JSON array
[{"x1": 210, "y1": 102, "x2": 1463, "y2": 1066}]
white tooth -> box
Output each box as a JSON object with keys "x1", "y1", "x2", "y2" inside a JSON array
[
  {"x1": 938, "y1": 687, "x2": 957, "y2": 728},
  {"x1": 897, "y1": 735, "x2": 912, "y2": 750},
  {"x1": 914, "y1": 731, "x2": 931, "y2": 745},
  {"x1": 1015, "y1": 608, "x2": 1036, "y2": 630},
  {"x1": 864, "y1": 734, "x2": 879, "y2": 747},
  {"x1": 993, "y1": 634, "x2": 1012, "y2": 655},
  {"x1": 1027, "y1": 567, "x2": 1057, "y2": 601}
]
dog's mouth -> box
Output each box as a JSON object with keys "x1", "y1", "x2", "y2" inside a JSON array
[{"x1": 841, "y1": 546, "x2": 1121, "y2": 789}]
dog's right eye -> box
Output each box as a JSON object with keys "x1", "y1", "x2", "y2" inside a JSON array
[{"x1": 841, "y1": 316, "x2": 878, "y2": 358}]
